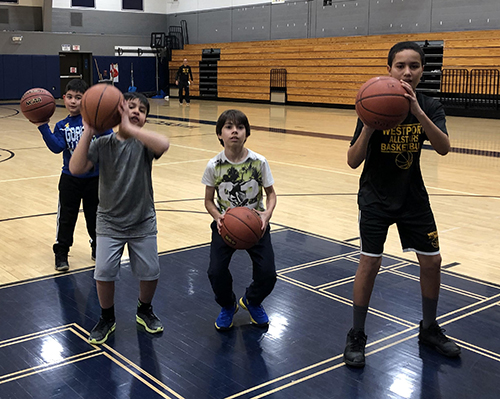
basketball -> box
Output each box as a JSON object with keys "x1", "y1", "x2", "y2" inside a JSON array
[
  {"x1": 81, "y1": 83, "x2": 123, "y2": 131},
  {"x1": 355, "y1": 76, "x2": 410, "y2": 130},
  {"x1": 220, "y1": 207, "x2": 263, "y2": 250},
  {"x1": 20, "y1": 88, "x2": 56, "y2": 123}
]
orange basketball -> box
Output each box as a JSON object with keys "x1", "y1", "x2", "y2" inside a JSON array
[
  {"x1": 355, "y1": 76, "x2": 410, "y2": 130},
  {"x1": 20, "y1": 88, "x2": 56, "y2": 123},
  {"x1": 81, "y1": 83, "x2": 123, "y2": 131},
  {"x1": 220, "y1": 207, "x2": 263, "y2": 250}
]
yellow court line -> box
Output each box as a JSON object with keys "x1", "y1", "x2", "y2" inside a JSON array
[
  {"x1": 70, "y1": 323, "x2": 186, "y2": 399},
  {"x1": 234, "y1": 300, "x2": 500, "y2": 398},
  {"x1": 389, "y1": 269, "x2": 488, "y2": 300},
  {"x1": 278, "y1": 253, "x2": 358, "y2": 274},
  {"x1": 102, "y1": 352, "x2": 178, "y2": 399},
  {"x1": 441, "y1": 268, "x2": 500, "y2": 289},
  {"x1": 0, "y1": 351, "x2": 103, "y2": 385},
  {"x1": 0, "y1": 324, "x2": 75, "y2": 346},
  {"x1": 101, "y1": 342, "x2": 186, "y2": 399},
  {"x1": 0, "y1": 348, "x2": 101, "y2": 383}
]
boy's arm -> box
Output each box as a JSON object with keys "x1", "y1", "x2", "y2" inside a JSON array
[
  {"x1": 69, "y1": 121, "x2": 95, "y2": 175},
  {"x1": 204, "y1": 186, "x2": 223, "y2": 233},
  {"x1": 347, "y1": 125, "x2": 375, "y2": 169},
  {"x1": 36, "y1": 121, "x2": 66, "y2": 154},
  {"x1": 120, "y1": 111, "x2": 170, "y2": 157},
  {"x1": 257, "y1": 185, "x2": 277, "y2": 230},
  {"x1": 401, "y1": 81, "x2": 450, "y2": 155}
]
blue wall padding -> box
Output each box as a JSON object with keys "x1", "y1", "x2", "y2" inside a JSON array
[
  {"x1": 0, "y1": 55, "x2": 60, "y2": 100},
  {"x1": 0, "y1": 54, "x2": 161, "y2": 100}
]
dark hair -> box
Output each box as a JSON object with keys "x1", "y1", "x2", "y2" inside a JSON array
[
  {"x1": 124, "y1": 91, "x2": 150, "y2": 116},
  {"x1": 65, "y1": 79, "x2": 88, "y2": 94},
  {"x1": 215, "y1": 109, "x2": 251, "y2": 147},
  {"x1": 387, "y1": 41, "x2": 425, "y2": 67}
]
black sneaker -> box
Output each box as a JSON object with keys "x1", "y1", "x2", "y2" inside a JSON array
[
  {"x1": 89, "y1": 317, "x2": 116, "y2": 344},
  {"x1": 418, "y1": 321, "x2": 461, "y2": 357},
  {"x1": 136, "y1": 307, "x2": 164, "y2": 334},
  {"x1": 55, "y1": 253, "x2": 69, "y2": 272},
  {"x1": 344, "y1": 328, "x2": 367, "y2": 368}
]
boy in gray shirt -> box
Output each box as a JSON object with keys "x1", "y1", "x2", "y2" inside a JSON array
[{"x1": 70, "y1": 92, "x2": 170, "y2": 344}]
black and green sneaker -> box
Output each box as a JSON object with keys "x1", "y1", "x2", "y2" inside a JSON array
[
  {"x1": 136, "y1": 307, "x2": 164, "y2": 334},
  {"x1": 89, "y1": 317, "x2": 116, "y2": 345}
]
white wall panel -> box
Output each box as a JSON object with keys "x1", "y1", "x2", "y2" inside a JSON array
[{"x1": 52, "y1": 0, "x2": 166, "y2": 14}]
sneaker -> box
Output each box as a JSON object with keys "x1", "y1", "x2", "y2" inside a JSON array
[
  {"x1": 89, "y1": 317, "x2": 116, "y2": 344},
  {"x1": 344, "y1": 328, "x2": 367, "y2": 368},
  {"x1": 136, "y1": 307, "x2": 164, "y2": 334},
  {"x1": 55, "y1": 253, "x2": 69, "y2": 272},
  {"x1": 418, "y1": 321, "x2": 461, "y2": 357},
  {"x1": 239, "y1": 296, "x2": 269, "y2": 327},
  {"x1": 215, "y1": 303, "x2": 239, "y2": 331}
]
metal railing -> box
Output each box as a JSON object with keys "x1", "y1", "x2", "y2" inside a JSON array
[{"x1": 441, "y1": 68, "x2": 499, "y2": 110}]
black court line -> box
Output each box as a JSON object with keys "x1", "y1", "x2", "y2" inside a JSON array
[
  {"x1": 2, "y1": 103, "x2": 499, "y2": 158},
  {"x1": 148, "y1": 113, "x2": 500, "y2": 158}
]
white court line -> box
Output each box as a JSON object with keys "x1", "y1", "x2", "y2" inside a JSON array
[
  {"x1": 0, "y1": 174, "x2": 59, "y2": 183},
  {"x1": 154, "y1": 158, "x2": 210, "y2": 167}
]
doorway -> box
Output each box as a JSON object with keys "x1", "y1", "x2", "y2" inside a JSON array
[{"x1": 59, "y1": 52, "x2": 92, "y2": 96}]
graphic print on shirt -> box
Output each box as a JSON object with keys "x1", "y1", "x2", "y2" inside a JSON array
[
  {"x1": 381, "y1": 123, "x2": 422, "y2": 170},
  {"x1": 214, "y1": 159, "x2": 263, "y2": 212},
  {"x1": 64, "y1": 122, "x2": 84, "y2": 154}
]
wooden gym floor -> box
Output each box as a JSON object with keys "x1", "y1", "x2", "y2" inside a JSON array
[{"x1": 0, "y1": 97, "x2": 499, "y2": 398}]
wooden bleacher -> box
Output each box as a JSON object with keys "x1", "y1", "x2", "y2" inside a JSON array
[{"x1": 171, "y1": 30, "x2": 500, "y2": 106}]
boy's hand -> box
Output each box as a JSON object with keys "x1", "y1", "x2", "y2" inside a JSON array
[
  {"x1": 82, "y1": 119, "x2": 97, "y2": 138},
  {"x1": 117, "y1": 100, "x2": 134, "y2": 138},
  {"x1": 216, "y1": 214, "x2": 225, "y2": 235},
  {"x1": 254, "y1": 210, "x2": 270, "y2": 231},
  {"x1": 33, "y1": 120, "x2": 49, "y2": 127},
  {"x1": 400, "y1": 80, "x2": 423, "y2": 116}
]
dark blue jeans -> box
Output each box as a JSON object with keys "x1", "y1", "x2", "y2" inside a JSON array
[{"x1": 208, "y1": 221, "x2": 277, "y2": 308}]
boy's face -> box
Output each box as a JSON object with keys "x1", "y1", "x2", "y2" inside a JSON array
[
  {"x1": 387, "y1": 49, "x2": 424, "y2": 90},
  {"x1": 218, "y1": 120, "x2": 247, "y2": 148},
  {"x1": 125, "y1": 98, "x2": 147, "y2": 127},
  {"x1": 63, "y1": 90, "x2": 83, "y2": 116}
]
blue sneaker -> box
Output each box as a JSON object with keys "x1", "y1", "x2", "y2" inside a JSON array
[
  {"x1": 239, "y1": 296, "x2": 269, "y2": 327},
  {"x1": 215, "y1": 303, "x2": 239, "y2": 331}
]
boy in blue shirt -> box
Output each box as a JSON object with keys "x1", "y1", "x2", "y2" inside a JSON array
[
  {"x1": 202, "y1": 109, "x2": 277, "y2": 330},
  {"x1": 34, "y1": 79, "x2": 111, "y2": 271}
]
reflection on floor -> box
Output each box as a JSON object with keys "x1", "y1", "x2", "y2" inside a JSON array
[{"x1": 0, "y1": 228, "x2": 499, "y2": 399}]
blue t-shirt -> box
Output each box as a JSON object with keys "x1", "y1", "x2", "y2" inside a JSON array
[{"x1": 38, "y1": 114, "x2": 111, "y2": 178}]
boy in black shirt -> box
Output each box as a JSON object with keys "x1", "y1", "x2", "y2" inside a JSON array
[{"x1": 344, "y1": 41, "x2": 461, "y2": 368}]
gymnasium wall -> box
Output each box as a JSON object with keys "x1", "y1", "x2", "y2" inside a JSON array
[
  {"x1": 168, "y1": 0, "x2": 500, "y2": 44},
  {"x1": 50, "y1": 9, "x2": 167, "y2": 36}
]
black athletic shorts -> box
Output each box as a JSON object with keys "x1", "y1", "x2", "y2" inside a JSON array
[{"x1": 359, "y1": 207, "x2": 440, "y2": 257}]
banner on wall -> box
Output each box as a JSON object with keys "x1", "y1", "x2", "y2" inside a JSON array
[{"x1": 110, "y1": 64, "x2": 119, "y2": 83}]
